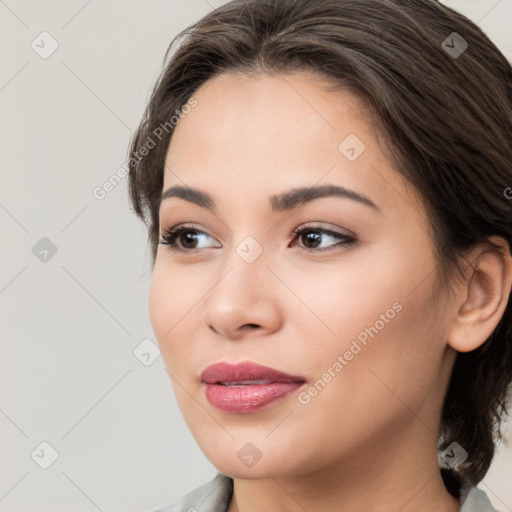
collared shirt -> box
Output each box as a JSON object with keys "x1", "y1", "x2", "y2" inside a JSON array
[{"x1": 152, "y1": 472, "x2": 499, "y2": 512}]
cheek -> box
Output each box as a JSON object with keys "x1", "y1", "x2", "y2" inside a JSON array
[
  {"x1": 148, "y1": 264, "x2": 172, "y2": 341},
  {"x1": 299, "y1": 252, "x2": 442, "y2": 425},
  {"x1": 148, "y1": 263, "x2": 200, "y2": 371},
  {"x1": 285, "y1": 252, "x2": 403, "y2": 350},
  {"x1": 294, "y1": 238, "x2": 438, "y2": 379}
]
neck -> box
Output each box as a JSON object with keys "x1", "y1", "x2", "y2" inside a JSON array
[{"x1": 226, "y1": 426, "x2": 461, "y2": 512}]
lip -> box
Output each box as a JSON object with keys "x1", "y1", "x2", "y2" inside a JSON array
[
  {"x1": 200, "y1": 361, "x2": 306, "y2": 413},
  {"x1": 200, "y1": 361, "x2": 306, "y2": 384}
]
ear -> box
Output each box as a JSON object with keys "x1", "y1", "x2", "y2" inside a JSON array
[{"x1": 447, "y1": 236, "x2": 512, "y2": 353}]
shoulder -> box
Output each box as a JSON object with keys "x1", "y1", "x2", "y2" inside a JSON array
[
  {"x1": 460, "y1": 485, "x2": 500, "y2": 512},
  {"x1": 151, "y1": 472, "x2": 234, "y2": 512}
]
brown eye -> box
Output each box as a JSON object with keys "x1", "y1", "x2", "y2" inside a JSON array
[
  {"x1": 290, "y1": 226, "x2": 356, "y2": 252},
  {"x1": 159, "y1": 226, "x2": 219, "y2": 252}
]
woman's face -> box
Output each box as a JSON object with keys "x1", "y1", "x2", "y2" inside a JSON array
[{"x1": 149, "y1": 71, "x2": 457, "y2": 478}]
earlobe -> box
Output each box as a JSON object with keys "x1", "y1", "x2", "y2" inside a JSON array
[{"x1": 447, "y1": 237, "x2": 512, "y2": 353}]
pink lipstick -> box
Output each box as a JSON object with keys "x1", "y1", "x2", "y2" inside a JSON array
[{"x1": 200, "y1": 361, "x2": 306, "y2": 413}]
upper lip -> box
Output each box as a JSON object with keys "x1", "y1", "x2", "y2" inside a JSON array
[{"x1": 200, "y1": 361, "x2": 306, "y2": 384}]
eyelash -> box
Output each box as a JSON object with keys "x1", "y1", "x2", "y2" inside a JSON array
[{"x1": 158, "y1": 225, "x2": 357, "y2": 254}]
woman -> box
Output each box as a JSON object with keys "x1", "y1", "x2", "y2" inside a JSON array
[{"x1": 127, "y1": 0, "x2": 512, "y2": 510}]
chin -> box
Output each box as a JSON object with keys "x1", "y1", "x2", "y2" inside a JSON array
[{"x1": 198, "y1": 436, "x2": 313, "y2": 480}]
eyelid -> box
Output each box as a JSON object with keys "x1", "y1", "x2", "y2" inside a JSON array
[{"x1": 292, "y1": 221, "x2": 356, "y2": 238}]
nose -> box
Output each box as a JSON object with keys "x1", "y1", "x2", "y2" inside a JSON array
[{"x1": 200, "y1": 249, "x2": 282, "y2": 340}]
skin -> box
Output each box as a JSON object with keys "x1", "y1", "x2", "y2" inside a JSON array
[{"x1": 148, "y1": 71, "x2": 512, "y2": 512}]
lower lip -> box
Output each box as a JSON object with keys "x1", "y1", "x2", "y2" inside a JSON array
[{"x1": 204, "y1": 382, "x2": 305, "y2": 413}]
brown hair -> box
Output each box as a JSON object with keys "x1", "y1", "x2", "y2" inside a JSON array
[{"x1": 127, "y1": 0, "x2": 512, "y2": 495}]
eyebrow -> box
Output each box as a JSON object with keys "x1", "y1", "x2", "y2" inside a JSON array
[{"x1": 159, "y1": 184, "x2": 382, "y2": 214}]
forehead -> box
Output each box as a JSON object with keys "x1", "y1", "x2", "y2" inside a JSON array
[
  {"x1": 162, "y1": 71, "x2": 422, "y2": 219},
  {"x1": 167, "y1": 71, "x2": 372, "y2": 156}
]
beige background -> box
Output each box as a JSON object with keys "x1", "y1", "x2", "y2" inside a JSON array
[{"x1": 1, "y1": 0, "x2": 511, "y2": 510}]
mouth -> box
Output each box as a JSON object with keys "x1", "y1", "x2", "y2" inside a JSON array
[{"x1": 200, "y1": 361, "x2": 306, "y2": 413}]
